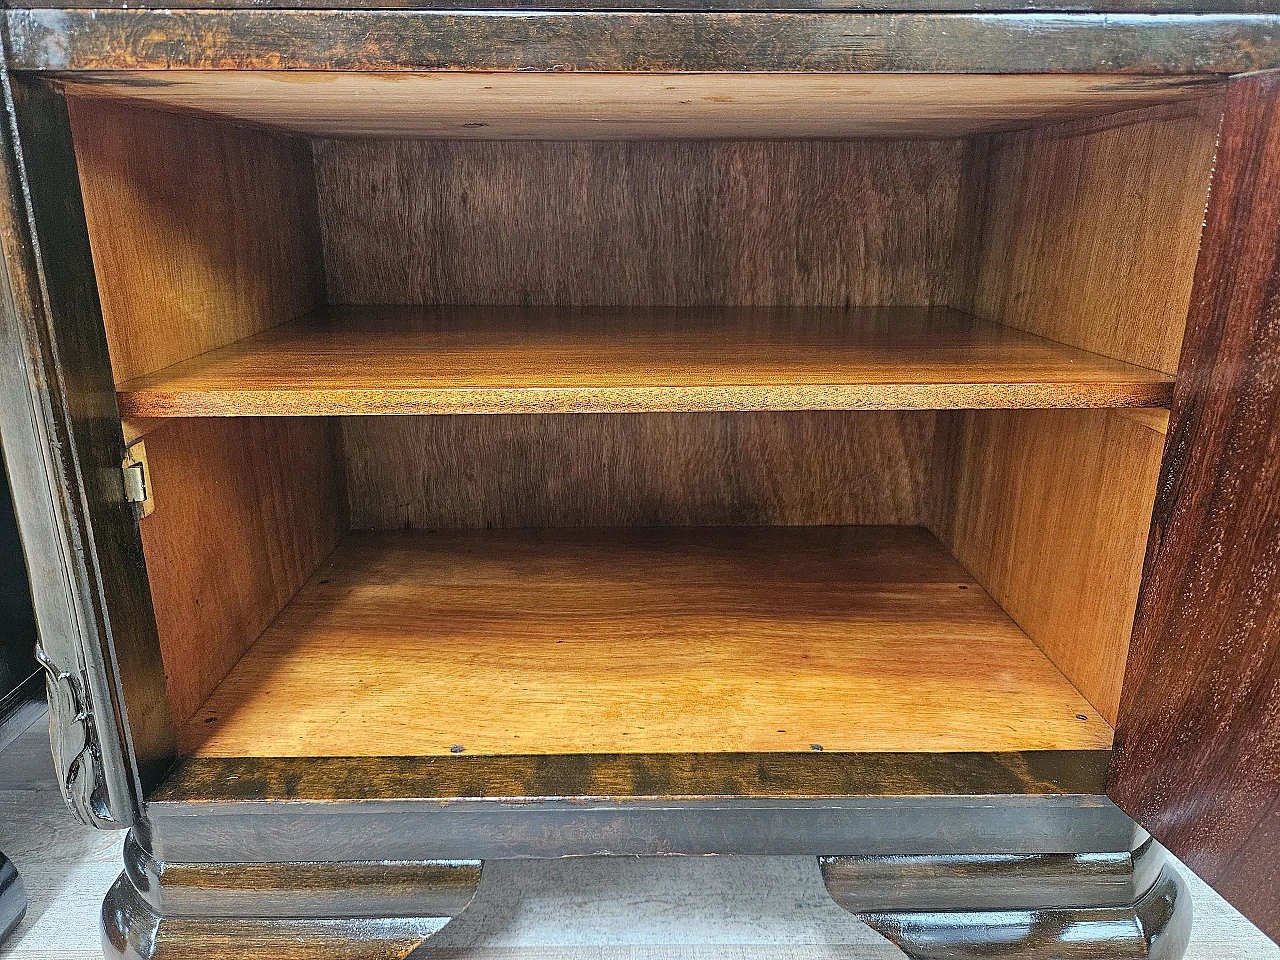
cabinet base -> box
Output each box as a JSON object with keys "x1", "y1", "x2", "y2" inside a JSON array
[
  {"x1": 823, "y1": 840, "x2": 1191, "y2": 959},
  {"x1": 103, "y1": 832, "x2": 1190, "y2": 960},
  {"x1": 101, "y1": 834, "x2": 481, "y2": 960}
]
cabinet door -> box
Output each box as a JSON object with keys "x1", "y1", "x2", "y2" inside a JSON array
[{"x1": 1109, "y1": 70, "x2": 1280, "y2": 941}]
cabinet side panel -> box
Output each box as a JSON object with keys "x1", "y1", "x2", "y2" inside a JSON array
[
  {"x1": 66, "y1": 96, "x2": 325, "y2": 384},
  {"x1": 932, "y1": 409, "x2": 1166, "y2": 725},
  {"x1": 1109, "y1": 71, "x2": 1280, "y2": 941},
  {"x1": 968, "y1": 96, "x2": 1222, "y2": 374},
  {"x1": 343, "y1": 411, "x2": 933, "y2": 530},
  {"x1": 316, "y1": 139, "x2": 966, "y2": 309},
  {"x1": 139, "y1": 418, "x2": 345, "y2": 726}
]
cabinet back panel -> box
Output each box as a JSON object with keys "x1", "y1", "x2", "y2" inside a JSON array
[
  {"x1": 139, "y1": 417, "x2": 346, "y2": 725},
  {"x1": 315, "y1": 139, "x2": 967, "y2": 308},
  {"x1": 931, "y1": 409, "x2": 1166, "y2": 725},
  {"x1": 67, "y1": 97, "x2": 325, "y2": 385},
  {"x1": 343, "y1": 411, "x2": 933, "y2": 530},
  {"x1": 966, "y1": 96, "x2": 1223, "y2": 374}
]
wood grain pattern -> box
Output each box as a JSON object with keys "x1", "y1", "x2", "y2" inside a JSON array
[
  {"x1": 53, "y1": 72, "x2": 1221, "y2": 140},
  {"x1": 315, "y1": 139, "x2": 967, "y2": 308},
  {"x1": 966, "y1": 96, "x2": 1223, "y2": 374},
  {"x1": 114, "y1": 306, "x2": 1174, "y2": 418},
  {"x1": 342, "y1": 411, "x2": 933, "y2": 530},
  {"x1": 177, "y1": 526, "x2": 1114, "y2": 758},
  {"x1": 155, "y1": 751, "x2": 1112, "y2": 803},
  {"x1": 66, "y1": 96, "x2": 324, "y2": 385},
  {"x1": 10, "y1": 10, "x2": 1280, "y2": 75},
  {"x1": 138, "y1": 418, "x2": 345, "y2": 725},
  {"x1": 931, "y1": 410, "x2": 1166, "y2": 725},
  {"x1": 1109, "y1": 72, "x2": 1280, "y2": 942}
]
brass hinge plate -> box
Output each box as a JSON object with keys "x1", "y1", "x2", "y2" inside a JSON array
[{"x1": 122, "y1": 439, "x2": 154, "y2": 519}]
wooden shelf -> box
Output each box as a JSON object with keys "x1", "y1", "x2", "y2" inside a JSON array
[
  {"x1": 178, "y1": 526, "x2": 1114, "y2": 758},
  {"x1": 117, "y1": 306, "x2": 1173, "y2": 417}
]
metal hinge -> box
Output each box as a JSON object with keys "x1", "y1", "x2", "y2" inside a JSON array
[{"x1": 122, "y1": 440, "x2": 154, "y2": 519}]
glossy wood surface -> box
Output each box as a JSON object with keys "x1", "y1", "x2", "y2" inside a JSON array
[
  {"x1": 966, "y1": 97, "x2": 1222, "y2": 375},
  {"x1": 0, "y1": 76, "x2": 174, "y2": 824},
  {"x1": 116, "y1": 307, "x2": 1172, "y2": 417},
  {"x1": 53, "y1": 72, "x2": 1220, "y2": 140},
  {"x1": 156, "y1": 750, "x2": 1112, "y2": 802},
  {"x1": 9, "y1": 11, "x2": 1280, "y2": 74},
  {"x1": 138, "y1": 418, "x2": 345, "y2": 725},
  {"x1": 342, "y1": 411, "x2": 933, "y2": 530},
  {"x1": 1109, "y1": 71, "x2": 1280, "y2": 942},
  {"x1": 176, "y1": 526, "x2": 1113, "y2": 758},
  {"x1": 67, "y1": 97, "x2": 324, "y2": 386},
  {"x1": 933, "y1": 410, "x2": 1167, "y2": 724}
]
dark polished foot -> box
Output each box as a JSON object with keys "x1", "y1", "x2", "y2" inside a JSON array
[
  {"x1": 101, "y1": 832, "x2": 481, "y2": 960},
  {"x1": 822, "y1": 839, "x2": 1191, "y2": 959},
  {"x1": 0, "y1": 849, "x2": 26, "y2": 944}
]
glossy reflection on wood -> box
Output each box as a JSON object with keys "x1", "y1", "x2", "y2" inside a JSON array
[
  {"x1": 115, "y1": 306, "x2": 1172, "y2": 418},
  {"x1": 153, "y1": 751, "x2": 1113, "y2": 803},
  {"x1": 177, "y1": 526, "x2": 1113, "y2": 758},
  {"x1": 1109, "y1": 71, "x2": 1280, "y2": 942}
]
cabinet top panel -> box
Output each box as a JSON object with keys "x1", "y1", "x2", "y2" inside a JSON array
[{"x1": 8, "y1": 10, "x2": 1280, "y2": 74}]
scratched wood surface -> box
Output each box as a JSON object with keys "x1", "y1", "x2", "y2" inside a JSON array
[{"x1": 9, "y1": 10, "x2": 1280, "y2": 74}]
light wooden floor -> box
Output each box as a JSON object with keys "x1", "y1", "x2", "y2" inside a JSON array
[{"x1": 1, "y1": 709, "x2": 1276, "y2": 960}]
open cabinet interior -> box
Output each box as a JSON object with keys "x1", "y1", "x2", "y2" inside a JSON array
[{"x1": 55, "y1": 72, "x2": 1224, "y2": 775}]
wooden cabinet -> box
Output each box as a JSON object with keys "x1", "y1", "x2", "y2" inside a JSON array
[{"x1": 0, "y1": 6, "x2": 1276, "y2": 957}]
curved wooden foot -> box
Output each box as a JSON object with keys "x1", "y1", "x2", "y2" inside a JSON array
[
  {"x1": 822, "y1": 839, "x2": 1191, "y2": 959},
  {"x1": 0, "y1": 849, "x2": 26, "y2": 944},
  {"x1": 102, "y1": 832, "x2": 481, "y2": 960}
]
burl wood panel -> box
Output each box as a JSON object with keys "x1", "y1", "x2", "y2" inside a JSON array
[
  {"x1": 1109, "y1": 72, "x2": 1280, "y2": 941},
  {"x1": 53, "y1": 72, "x2": 1220, "y2": 140},
  {"x1": 11, "y1": 10, "x2": 1280, "y2": 75},
  {"x1": 932, "y1": 410, "x2": 1167, "y2": 725},
  {"x1": 178, "y1": 527, "x2": 1113, "y2": 758},
  {"x1": 315, "y1": 139, "x2": 966, "y2": 308},
  {"x1": 115, "y1": 305, "x2": 1173, "y2": 418},
  {"x1": 139, "y1": 418, "x2": 345, "y2": 724},
  {"x1": 967, "y1": 96, "x2": 1223, "y2": 374},
  {"x1": 343, "y1": 411, "x2": 933, "y2": 530},
  {"x1": 66, "y1": 97, "x2": 324, "y2": 384}
]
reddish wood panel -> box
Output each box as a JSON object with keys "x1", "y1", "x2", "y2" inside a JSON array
[
  {"x1": 314, "y1": 138, "x2": 967, "y2": 308},
  {"x1": 342, "y1": 411, "x2": 934, "y2": 530},
  {"x1": 1109, "y1": 72, "x2": 1280, "y2": 940}
]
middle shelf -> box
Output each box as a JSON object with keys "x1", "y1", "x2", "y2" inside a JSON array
[{"x1": 116, "y1": 305, "x2": 1174, "y2": 417}]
